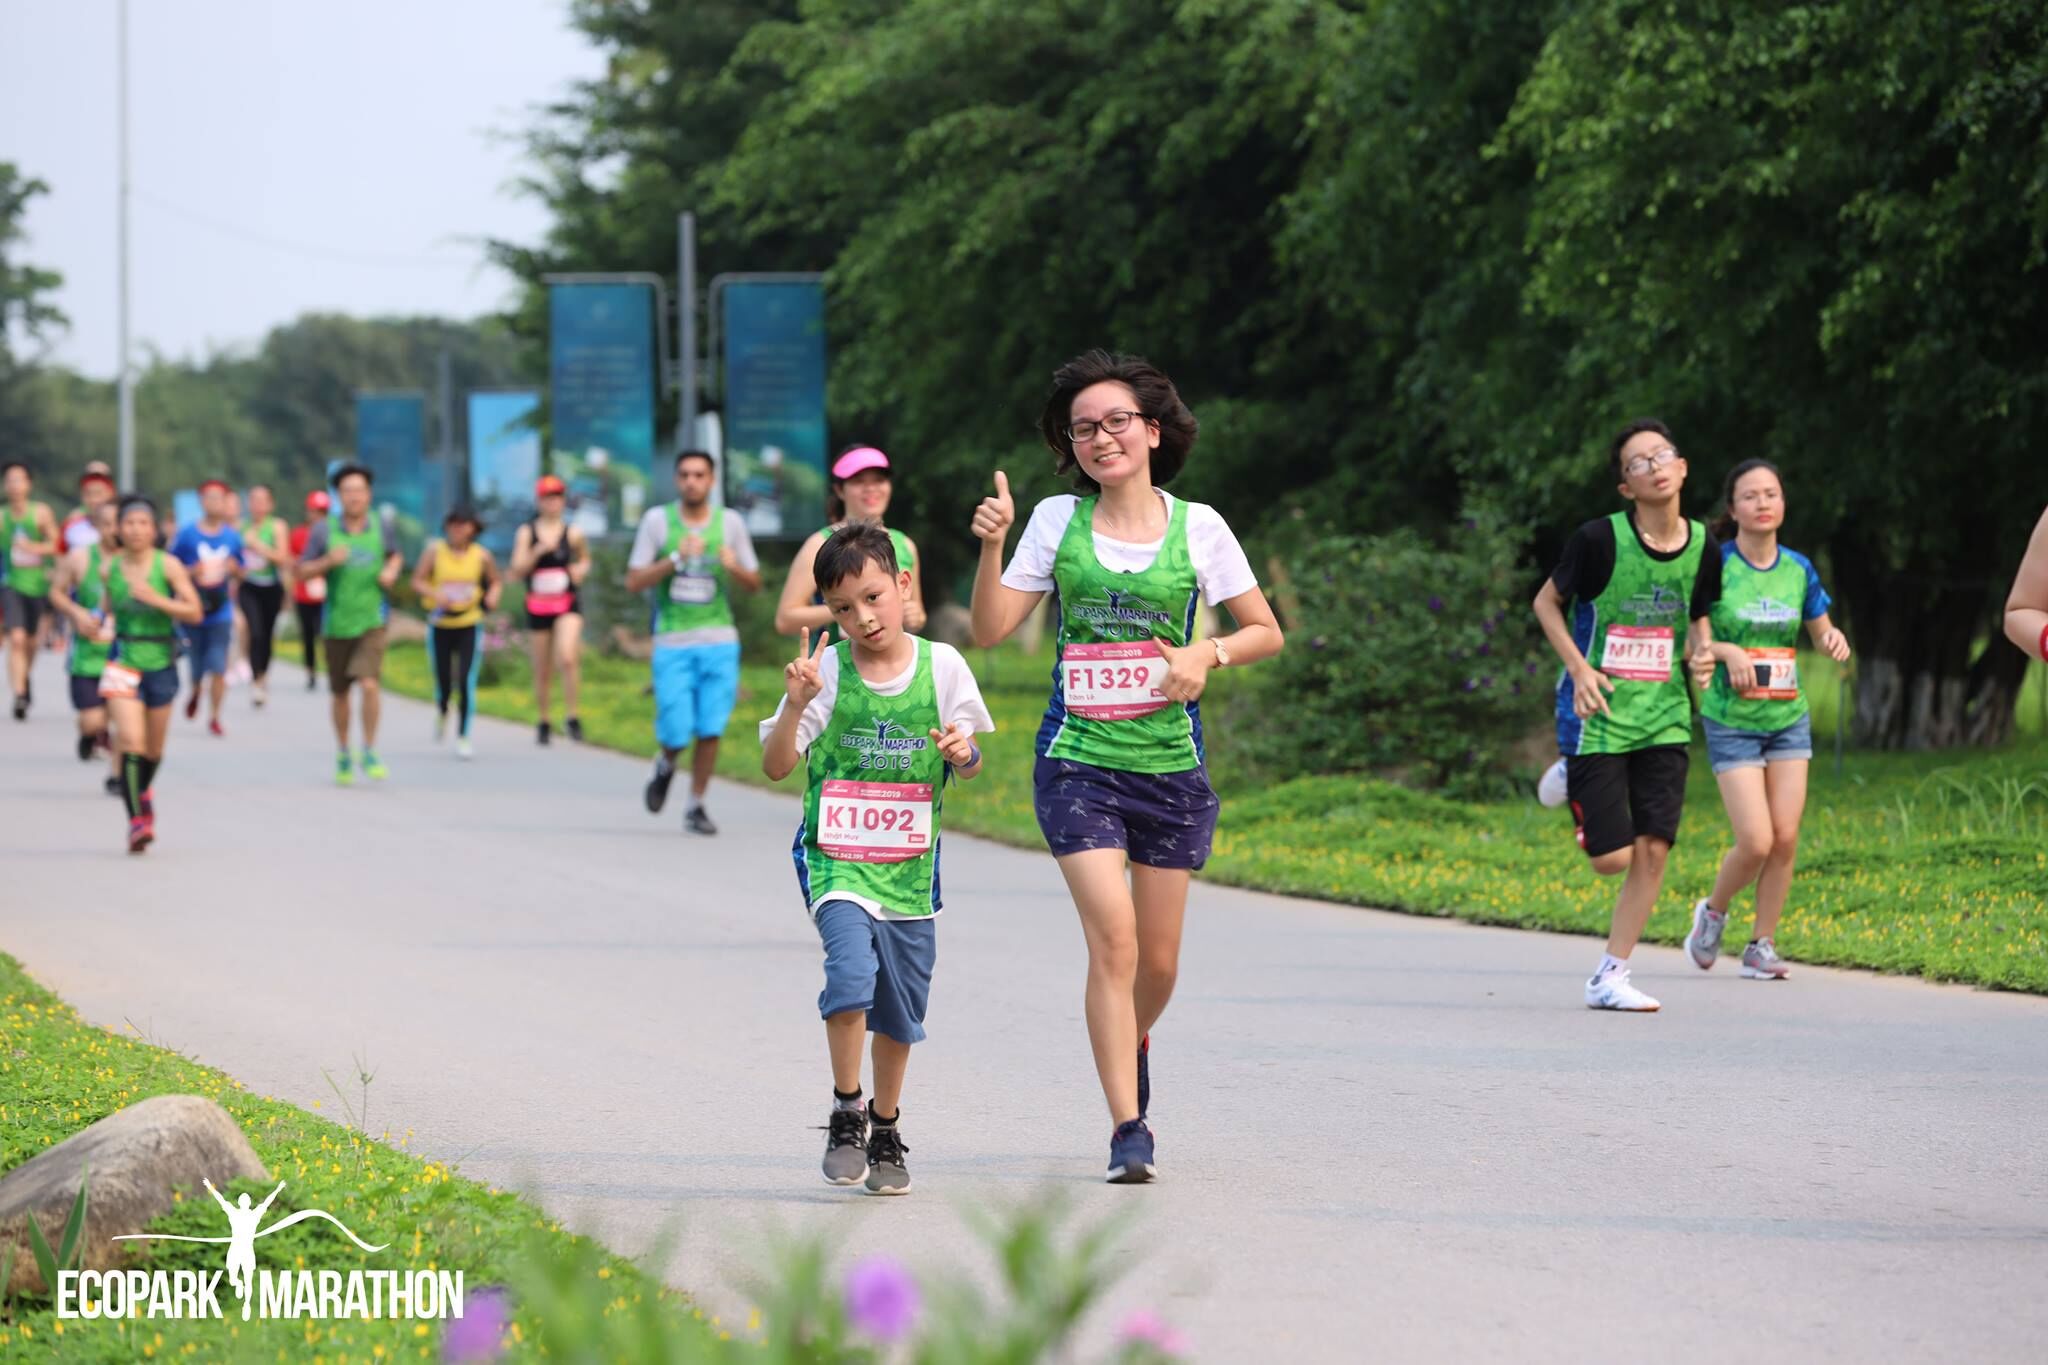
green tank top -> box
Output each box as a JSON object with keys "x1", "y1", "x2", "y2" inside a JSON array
[
  {"x1": 3, "y1": 502, "x2": 52, "y2": 597},
  {"x1": 108, "y1": 551, "x2": 177, "y2": 674},
  {"x1": 69, "y1": 544, "x2": 114, "y2": 678},
  {"x1": 656, "y1": 504, "x2": 733, "y2": 634},
  {"x1": 324, "y1": 516, "x2": 388, "y2": 640},
  {"x1": 1572, "y1": 511, "x2": 1706, "y2": 753},
  {"x1": 241, "y1": 517, "x2": 280, "y2": 585},
  {"x1": 1040, "y1": 496, "x2": 1202, "y2": 774},
  {"x1": 798, "y1": 639, "x2": 948, "y2": 919},
  {"x1": 1701, "y1": 545, "x2": 1813, "y2": 732},
  {"x1": 817, "y1": 523, "x2": 914, "y2": 575}
]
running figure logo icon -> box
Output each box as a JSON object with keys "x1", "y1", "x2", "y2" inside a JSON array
[{"x1": 113, "y1": 1178, "x2": 388, "y2": 1321}]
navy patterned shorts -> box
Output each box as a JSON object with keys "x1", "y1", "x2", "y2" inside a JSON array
[{"x1": 1032, "y1": 756, "x2": 1221, "y2": 870}]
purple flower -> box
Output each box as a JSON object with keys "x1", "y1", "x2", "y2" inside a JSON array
[
  {"x1": 1462, "y1": 678, "x2": 1478, "y2": 692},
  {"x1": 442, "y1": 1286, "x2": 510, "y2": 1362},
  {"x1": 1427, "y1": 596, "x2": 1443, "y2": 613},
  {"x1": 1477, "y1": 642, "x2": 1492, "y2": 656},
  {"x1": 844, "y1": 1257, "x2": 920, "y2": 1342},
  {"x1": 1119, "y1": 1309, "x2": 1190, "y2": 1357}
]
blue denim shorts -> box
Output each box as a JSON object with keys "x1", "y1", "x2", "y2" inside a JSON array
[
  {"x1": 815, "y1": 899, "x2": 936, "y2": 1045},
  {"x1": 181, "y1": 620, "x2": 233, "y2": 679},
  {"x1": 652, "y1": 641, "x2": 741, "y2": 746},
  {"x1": 1702, "y1": 713, "x2": 1814, "y2": 775}
]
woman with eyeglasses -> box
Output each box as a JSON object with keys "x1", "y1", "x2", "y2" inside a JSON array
[
  {"x1": 1531, "y1": 419, "x2": 1721, "y2": 1012},
  {"x1": 969, "y1": 350, "x2": 1284, "y2": 1183},
  {"x1": 774, "y1": 445, "x2": 926, "y2": 638},
  {"x1": 1677, "y1": 461, "x2": 1850, "y2": 981}
]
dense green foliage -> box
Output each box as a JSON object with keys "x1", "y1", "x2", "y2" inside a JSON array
[{"x1": 501, "y1": 0, "x2": 2048, "y2": 751}]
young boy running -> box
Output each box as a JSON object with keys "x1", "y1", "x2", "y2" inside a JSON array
[
  {"x1": 760, "y1": 525, "x2": 993, "y2": 1194},
  {"x1": 1532, "y1": 419, "x2": 1720, "y2": 1011}
]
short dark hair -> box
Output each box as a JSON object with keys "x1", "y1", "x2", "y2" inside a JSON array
[
  {"x1": 813, "y1": 523, "x2": 899, "y2": 595},
  {"x1": 443, "y1": 505, "x2": 484, "y2": 531},
  {"x1": 1038, "y1": 350, "x2": 1198, "y2": 492},
  {"x1": 1, "y1": 460, "x2": 30, "y2": 480},
  {"x1": 331, "y1": 462, "x2": 373, "y2": 490},
  {"x1": 1608, "y1": 418, "x2": 1674, "y2": 482},
  {"x1": 118, "y1": 494, "x2": 158, "y2": 521},
  {"x1": 675, "y1": 450, "x2": 715, "y2": 473}
]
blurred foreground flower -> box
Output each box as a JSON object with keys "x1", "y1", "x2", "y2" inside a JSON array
[
  {"x1": 844, "y1": 1256, "x2": 920, "y2": 1342},
  {"x1": 441, "y1": 1285, "x2": 510, "y2": 1362},
  {"x1": 1118, "y1": 1308, "x2": 1188, "y2": 1357}
]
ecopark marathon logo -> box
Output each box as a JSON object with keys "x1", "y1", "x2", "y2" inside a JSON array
[
  {"x1": 839, "y1": 717, "x2": 928, "y2": 770},
  {"x1": 1069, "y1": 588, "x2": 1171, "y2": 637},
  {"x1": 54, "y1": 1177, "x2": 464, "y2": 1324},
  {"x1": 1735, "y1": 594, "x2": 1801, "y2": 627},
  {"x1": 1619, "y1": 583, "x2": 1684, "y2": 623}
]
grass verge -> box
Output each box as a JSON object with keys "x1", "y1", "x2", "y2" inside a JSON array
[{"x1": 0, "y1": 951, "x2": 721, "y2": 1361}]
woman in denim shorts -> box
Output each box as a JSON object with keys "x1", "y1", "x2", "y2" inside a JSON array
[
  {"x1": 1683, "y1": 461, "x2": 1852, "y2": 980},
  {"x1": 968, "y1": 350, "x2": 1284, "y2": 1183}
]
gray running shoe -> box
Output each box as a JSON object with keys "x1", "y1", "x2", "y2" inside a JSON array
[
  {"x1": 685, "y1": 806, "x2": 718, "y2": 836},
  {"x1": 1684, "y1": 899, "x2": 1726, "y2": 970},
  {"x1": 1741, "y1": 938, "x2": 1791, "y2": 979},
  {"x1": 864, "y1": 1109, "x2": 910, "y2": 1195},
  {"x1": 822, "y1": 1106, "x2": 868, "y2": 1185}
]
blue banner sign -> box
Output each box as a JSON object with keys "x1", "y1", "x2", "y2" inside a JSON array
[
  {"x1": 467, "y1": 390, "x2": 542, "y2": 557},
  {"x1": 722, "y1": 279, "x2": 826, "y2": 539},
  {"x1": 549, "y1": 282, "x2": 657, "y2": 537}
]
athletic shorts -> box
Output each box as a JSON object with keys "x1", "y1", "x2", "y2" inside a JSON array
[
  {"x1": 1701, "y1": 714, "x2": 1814, "y2": 775},
  {"x1": 111, "y1": 664, "x2": 180, "y2": 710},
  {"x1": 180, "y1": 620, "x2": 233, "y2": 679},
  {"x1": 815, "y1": 899, "x2": 936, "y2": 1045},
  {"x1": 1566, "y1": 745, "x2": 1689, "y2": 858},
  {"x1": 652, "y1": 642, "x2": 741, "y2": 747},
  {"x1": 69, "y1": 673, "x2": 104, "y2": 711},
  {"x1": 525, "y1": 601, "x2": 580, "y2": 632},
  {"x1": 1032, "y1": 755, "x2": 1221, "y2": 870},
  {"x1": 1, "y1": 586, "x2": 46, "y2": 635},
  {"x1": 324, "y1": 627, "x2": 388, "y2": 695}
]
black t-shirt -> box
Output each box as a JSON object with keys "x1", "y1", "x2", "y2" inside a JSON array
[{"x1": 1550, "y1": 511, "x2": 1721, "y2": 620}]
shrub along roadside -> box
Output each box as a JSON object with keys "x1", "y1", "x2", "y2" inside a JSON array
[{"x1": 381, "y1": 643, "x2": 2048, "y2": 994}]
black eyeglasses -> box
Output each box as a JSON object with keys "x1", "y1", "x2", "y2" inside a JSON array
[
  {"x1": 1065, "y1": 409, "x2": 1148, "y2": 444},
  {"x1": 1623, "y1": 446, "x2": 1679, "y2": 478}
]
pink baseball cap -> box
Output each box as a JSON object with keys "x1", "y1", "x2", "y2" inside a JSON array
[{"x1": 831, "y1": 446, "x2": 890, "y2": 481}]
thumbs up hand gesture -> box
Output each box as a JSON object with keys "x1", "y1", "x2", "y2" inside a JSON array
[{"x1": 971, "y1": 471, "x2": 1014, "y2": 544}]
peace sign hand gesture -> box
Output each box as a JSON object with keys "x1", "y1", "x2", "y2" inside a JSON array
[
  {"x1": 785, "y1": 626, "x2": 830, "y2": 706},
  {"x1": 972, "y1": 471, "x2": 1015, "y2": 544}
]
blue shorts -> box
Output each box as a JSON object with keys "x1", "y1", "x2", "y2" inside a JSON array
[
  {"x1": 815, "y1": 899, "x2": 936, "y2": 1045},
  {"x1": 652, "y1": 641, "x2": 741, "y2": 748},
  {"x1": 181, "y1": 620, "x2": 233, "y2": 680},
  {"x1": 69, "y1": 673, "x2": 104, "y2": 711},
  {"x1": 1702, "y1": 713, "x2": 1814, "y2": 775},
  {"x1": 108, "y1": 663, "x2": 180, "y2": 710},
  {"x1": 1032, "y1": 756, "x2": 1221, "y2": 869}
]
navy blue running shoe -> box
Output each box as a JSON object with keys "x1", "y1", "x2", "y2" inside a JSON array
[{"x1": 1107, "y1": 1118, "x2": 1156, "y2": 1184}]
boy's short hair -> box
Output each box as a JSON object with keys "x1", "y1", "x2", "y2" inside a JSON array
[
  {"x1": 331, "y1": 462, "x2": 374, "y2": 490},
  {"x1": 813, "y1": 523, "x2": 899, "y2": 595}
]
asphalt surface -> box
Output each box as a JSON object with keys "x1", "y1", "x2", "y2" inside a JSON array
[{"x1": 3, "y1": 647, "x2": 2045, "y2": 1362}]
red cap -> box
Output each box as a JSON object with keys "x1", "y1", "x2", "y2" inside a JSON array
[
  {"x1": 79, "y1": 462, "x2": 114, "y2": 489},
  {"x1": 306, "y1": 490, "x2": 331, "y2": 512},
  {"x1": 198, "y1": 478, "x2": 231, "y2": 494},
  {"x1": 535, "y1": 474, "x2": 567, "y2": 497}
]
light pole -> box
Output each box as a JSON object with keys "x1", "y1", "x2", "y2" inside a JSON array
[{"x1": 115, "y1": 0, "x2": 135, "y2": 489}]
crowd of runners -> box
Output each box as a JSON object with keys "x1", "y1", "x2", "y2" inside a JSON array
[{"x1": 6, "y1": 349, "x2": 2048, "y2": 1193}]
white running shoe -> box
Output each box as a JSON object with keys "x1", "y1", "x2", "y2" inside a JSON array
[
  {"x1": 1741, "y1": 938, "x2": 1790, "y2": 979},
  {"x1": 1684, "y1": 899, "x2": 1726, "y2": 970},
  {"x1": 456, "y1": 738, "x2": 474, "y2": 761},
  {"x1": 1585, "y1": 966, "x2": 1661, "y2": 1011},
  {"x1": 1537, "y1": 757, "x2": 1570, "y2": 808}
]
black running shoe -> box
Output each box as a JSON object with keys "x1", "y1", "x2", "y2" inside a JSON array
[
  {"x1": 1138, "y1": 1033, "x2": 1151, "y2": 1119},
  {"x1": 685, "y1": 806, "x2": 718, "y2": 836},
  {"x1": 11, "y1": 694, "x2": 25, "y2": 721},
  {"x1": 105, "y1": 774, "x2": 125, "y2": 798},
  {"x1": 565, "y1": 717, "x2": 584, "y2": 742},
  {"x1": 77, "y1": 733, "x2": 97, "y2": 762},
  {"x1": 644, "y1": 761, "x2": 675, "y2": 814},
  {"x1": 536, "y1": 721, "x2": 551, "y2": 746},
  {"x1": 822, "y1": 1106, "x2": 868, "y2": 1186},
  {"x1": 864, "y1": 1110, "x2": 910, "y2": 1195},
  {"x1": 1107, "y1": 1118, "x2": 1156, "y2": 1184}
]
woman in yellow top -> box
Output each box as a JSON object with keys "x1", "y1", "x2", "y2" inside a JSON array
[{"x1": 410, "y1": 507, "x2": 501, "y2": 759}]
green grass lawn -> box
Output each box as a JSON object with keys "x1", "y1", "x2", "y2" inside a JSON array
[
  {"x1": 381, "y1": 637, "x2": 2048, "y2": 994},
  {"x1": 0, "y1": 952, "x2": 720, "y2": 1361}
]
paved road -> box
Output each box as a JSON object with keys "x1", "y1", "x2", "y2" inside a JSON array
[{"x1": 3, "y1": 648, "x2": 2045, "y2": 1363}]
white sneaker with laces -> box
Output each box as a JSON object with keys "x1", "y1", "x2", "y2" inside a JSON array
[
  {"x1": 1684, "y1": 899, "x2": 1726, "y2": 970},
  {"x1": 456, "y1": 738, "x2": 474, "y2": 761},
  {"x1": 1585, "y1": 966, "x2": 1661, "y2": 1012},
  {"x1": 1537, "y1": 758, "x2": 1570, "y2": 808}
]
